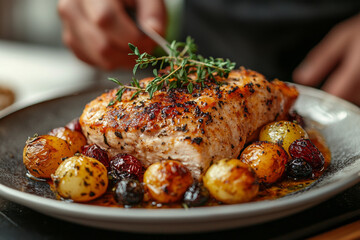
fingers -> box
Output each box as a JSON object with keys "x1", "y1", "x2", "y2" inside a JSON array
[
  {"x1": 59, "y1": 0, "x2": 98, "y2": 66},
  {"x1": 62, "y1": 22, "x2": 95, "y2": 66},
  {"x1": 136, "y1": 0, "x2": 167, "y2": 36},
  {"x1": 58, "y1": 0, "x2": 165, "y2": 70},
  {"x1": 322, "y1": 34, "x2": 360, "y2": 105},
  {"x1": 130, "y1": 0, "x2": 167, "y2": 54},
  {"x1": 293, "y1": 14, "x2": 360, "y2": 106},
  {"x1": 60, "y1": 1, "x2": 124, "y2": 69},
  {"x1": 83, "y1": 0, "x2": 141, "y2": 49},
  {"x1": 293, "y1": 22, "x2": 352, "y2": 86}
]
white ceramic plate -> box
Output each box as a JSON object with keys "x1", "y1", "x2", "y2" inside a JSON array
[{"x1": 0, "y1": 84, "x2": 359, "y2": 233}]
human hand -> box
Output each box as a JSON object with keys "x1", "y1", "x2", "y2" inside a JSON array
[
  {"x1": 58, "y1": 0, "x2": 167, "y2": 70},
  {"x1": 293, "y1": 14, "x2": 360, "y2": 106}
]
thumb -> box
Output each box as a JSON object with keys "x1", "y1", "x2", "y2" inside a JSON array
[{"x1": 136, "y1": 0, "x2": 167, "y2": 36}]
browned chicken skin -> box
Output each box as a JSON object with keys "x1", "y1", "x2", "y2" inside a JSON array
[{"x1": 80, "y1": 68, "x2": 298, "y2": 179}]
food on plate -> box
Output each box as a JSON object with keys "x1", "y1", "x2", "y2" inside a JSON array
[
  {"x1": 240, "y1": 141, "x2": 288, "y2": 184},
  {"x1": 259, "y1": 121, "x2": 309, "y2": 154},
  {"x1": 23, "y1": 135, "x2": 73, "y2": 178},
  {"x1": 113, "y1": 178, "x2": 144, "y2": 205},
  {"x1": 288, "y1": 139, "x2": 325, "y2": 170},
  {"x1": 22, "y1": 38, "x2": 330, "y2": 207},
  {"x1": 203, "y1": 159, "x2": 259, "y2": 204},
  {"x1": 286, "y1": 158, "x2": 313, "y2": 180},
  {"x1": 143, "y1": 160, "x2": 193, "y2": 203},
  {"x1": 82, "y1": 144, "x2": 110, "y2": 169},
  {"x1": 49, "y1": 127, "x2": 87, "y2": 154},
  {"x1": 109, "y1": 153, "x2": 144, "y2": 182},
  {"x1": 183, "y1": 181, "x2": 210, "y2": 207},
  {"x1": 65, "y1": 118, "x2": 83, "y2": 132},
  {"x1": 52, "y1": 155, "x2": 108, "y2": 202},
  {"x1": 80, "y1": 68, "x2": 298, "y2": 180}
]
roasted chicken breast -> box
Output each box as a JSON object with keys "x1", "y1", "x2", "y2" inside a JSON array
[{"x1": 80, "y1": 68, "x2": 298, "y2": 179}]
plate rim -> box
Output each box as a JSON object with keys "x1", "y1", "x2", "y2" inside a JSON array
[{"x1": 0, "y1": 170, "x2": 359, "y2": 221}]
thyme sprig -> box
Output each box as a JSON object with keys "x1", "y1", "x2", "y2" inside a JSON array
[{"x1": 108, "y1": 37, "x2": 236, "y2": 104}]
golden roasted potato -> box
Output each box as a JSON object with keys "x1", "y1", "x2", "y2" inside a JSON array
[
  {"x1": 52, "y1": 155, "x2": 108, "y2": 202},
  {"x1": 203, "y1": 159, "x2": 259, "y2": 204},
  {"x1": 49, "y1": 127, "x2": 87, "y2": 154},
  {"x1": 143, "y1": 160, "x2": 193, "y2": 203},
  {"x1": 240, "y1": 141, "x2": 288, "y2": 184},
  {"x1": 23, "y1": 135, "x2": 73, "y2": 179},
  {"x1": 259, "y1": 121, "x2": 309, "y2": 153}
]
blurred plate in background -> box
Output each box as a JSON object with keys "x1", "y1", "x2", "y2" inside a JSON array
[
  {"x1": 0, "y1": 40, "x2": 95, "y2": 108},
  {"x1": 0, "y1": 85, "x2": 15, "y2": 110}
]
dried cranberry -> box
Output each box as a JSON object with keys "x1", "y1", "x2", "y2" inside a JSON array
[
  {"x1": 113, "y1": 178, "x2": 144, "y2": 206},
  {"x1": 82, "y1": 144, "x2": 110, "y2": 169},
  {"x1": 288, "y1": 110, "x2": 305, "y2": 128},
  {"x1": 183, "y1": 182, "x2": 209, "y2": 207},
  {"x1": 109, "y1": 154, "x2": 144, "y2": 182},
  {"x1": 289, "y1": 139, "x2": 325, "y2": 170},
  {"x1": 66, "y1": 118, "x2": 82, "y2": 132},
  {"x1": 286, "y1": 158, "x2": 313, "y2": 179}
]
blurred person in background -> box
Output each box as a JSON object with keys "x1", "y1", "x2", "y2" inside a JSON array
[{"x1": 58, "y1": 0, "x2": 360, "y2": 106}]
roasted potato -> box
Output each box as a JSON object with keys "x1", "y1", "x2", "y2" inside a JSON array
[
  {"x1": 23, "y1": 135, "x2": 73, "y2": 178},
  {"x1": 203, "y1": 159, "x2": 259, "y2": 204},
  {"x1": 259, "y1": 121, "x2": 309, "y2": 154},
  {"x1": 49, "y1": 127, "x2": 87, "y2": 154},
  {"x1": 143, "y1": 160, "x2": 193, "y2": 203},
  {"x1": 240, "y1": 141, "x2": 288, "y2": 184},
  {"x1": 52, "y1": 155, "x2": 108, "y2": 202}
]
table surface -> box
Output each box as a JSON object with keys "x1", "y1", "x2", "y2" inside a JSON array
[{"x1": 0, "y1": 182, "x2": 359, "y2": 240}]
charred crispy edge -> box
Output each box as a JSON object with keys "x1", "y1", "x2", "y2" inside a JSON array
[
  {"x1": 80, "y1": 69, "x2": 299, "y2": 137},
  {"x1": 271, "y1": 79, "x2": 299, "y2": 115}
]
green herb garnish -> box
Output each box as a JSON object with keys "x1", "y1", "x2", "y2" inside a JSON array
[{"x1": 108, "y1": 36, "x2": 236, "y2": 105}]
